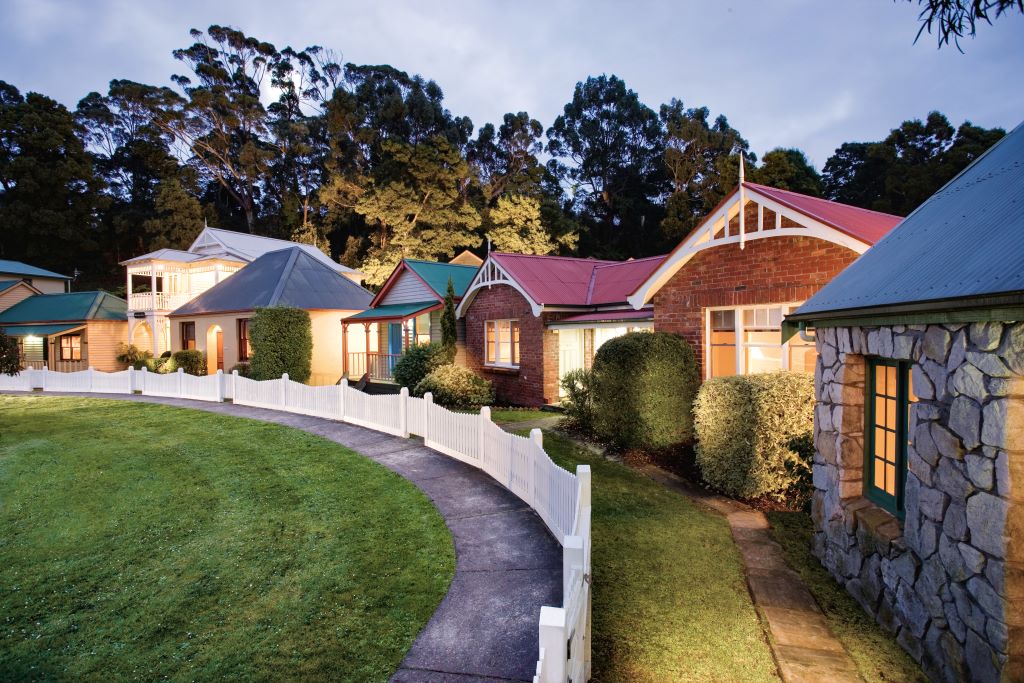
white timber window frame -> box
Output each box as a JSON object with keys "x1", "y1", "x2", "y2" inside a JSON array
[
  {"x1": 704, "y1": 302, "x2": 815, "y2": 380},
  {"x1": 485, "y1": 319, "x2": 520, "y2": 368}
]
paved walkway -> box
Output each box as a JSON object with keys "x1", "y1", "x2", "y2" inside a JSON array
[
  {"x1": 7, "y1": 392, "x2": 561, "y2": 682},
  {"x1": 639, "y1": 465, "x2": 863, "y2": 683}
]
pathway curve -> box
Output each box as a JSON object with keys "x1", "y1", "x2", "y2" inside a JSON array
[
  {"x1": 6, "y1": 392, "x2": 561, "y2": 682},
  {"x1": 638, "y1": 464, "x2": 863, "y2": 683}
]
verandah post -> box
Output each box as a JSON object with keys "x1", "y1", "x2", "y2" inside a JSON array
[{"x1": 399, "y1": 386, "x2": 409, "y2": 438}]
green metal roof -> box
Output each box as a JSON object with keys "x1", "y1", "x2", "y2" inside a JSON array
[
  {"x1": 0, "y1": 259, "x2": 70, "y2": 280},
  {"x1": 346, "y1": 301, "x2": 438, "y2": 321},
  {"x1": 404, "y1": 259, "x2": 478, "y2": 298},
  {"x1": 0, "y1": 291, "x2": 127, "y2": 324},
  {"x1": 2, "y1": 323, "x2": 84, "y2": 337}
]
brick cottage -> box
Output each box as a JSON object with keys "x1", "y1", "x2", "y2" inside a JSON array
[
  {"x1": 627, "y1": 173, "x2": 903, "y2": 380},
  {"x1": 785, "y1": 121, "x2": 1024, "y2": 682},
  {"x1": 456, "y1": 253, "x2": 665, "y2": 406}
]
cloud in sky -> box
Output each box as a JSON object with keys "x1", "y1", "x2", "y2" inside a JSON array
[{"x1": 2, "y1": 0, "x2": 1022, "y2": 165}]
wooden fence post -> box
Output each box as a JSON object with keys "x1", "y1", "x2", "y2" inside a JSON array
[
  {"x1": 529, "y1": 428, "x2": 543, "y2": 508},
  {"x1": 231, "y1": 370, "x2": 238, "y2": 403},
  {"x1": 563, "y1": 535, "x2": 584, "y2": 597},
  {"x1": 88, "y1": 366, "x2": 95, "y2": 392},
  {"x1": 340, "y1": 378, "x2": 347, "y2": 421},
  {"x1": 127, "y1": 366, "x2": 134, "y2": 393},
  {"x1": 423, "y1": 392, "x2": 433, "y2": 445},
  {"x1": 177, "y1": 367, "x2": 184, "y2": 397},
  {"x1": 399, "y1": 387, "x2": 410, "y2": 438},
  {"x1": 140, "y1": 366, "x2": 147, "y2": 395},
  {"x1": 537, "y1": 606, "x2": 567, "y2": 683},
  {"x1": 216, "y1": 369, "x2": 224, "y2": 402},
  {"x1": 479, "y1": 406, "x2": 491, "y2": 464},
  {"x1": 280, "y1": 373, "x2": 289, "y2": 407},
  {"x1": 576, "y1": 465, "x2": 592, "y2": 514}
]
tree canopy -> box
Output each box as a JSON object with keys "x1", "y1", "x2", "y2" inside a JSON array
[{"x1": 0, "y1": 25, "x2": 1008, "y2": 293}]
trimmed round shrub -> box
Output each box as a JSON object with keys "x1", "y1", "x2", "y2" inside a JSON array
[
  {"x1": 394, "y1": 343, "x2": 452, "y2": 391},
  {"x1": 250, "y1": 306, "x2": 313, "y2": 382},
  {"x1": 693, "y1": 371, "x2": 815, "y2": 502},
  {"x1": 171, "y1": 350, "x2": 207, "y2": 376},
  {"x1": 591, "y1": 331, "x2": 699, "y2": 449},
  {"x1": 560, "y1": 368, "x2": 595, "y2": 432},
  {"x1": 414, "y1": 365, "x2": 494, "y2": 410}
]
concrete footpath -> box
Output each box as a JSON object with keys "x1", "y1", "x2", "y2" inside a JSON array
[{"x1": 5, "y1": 392, "x2": 561, "y2": 682}]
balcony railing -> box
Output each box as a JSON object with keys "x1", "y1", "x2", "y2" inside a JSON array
[
  {"x1": 128, "y1": 292, "x2": 191, "y2": 312},
  {"x1": 346, "y1": 352, "x2": 401, "y2": 382}
]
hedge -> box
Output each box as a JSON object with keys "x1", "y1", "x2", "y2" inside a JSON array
[
  {"x1": 414, "y1": 365, "x2": 494, "y2": 410},
  {"x1": 249, "y1": 307, "x2": 313, "y2": 382},
  {"x1": 394, "y1": 343, "x2": 452, "y2": 391},
  {"x1": 592, "y1": 331, "x2": 699, "y2": 449},
  {"x1": 693, "y1": 371, "x2": 815, "y2": 501},
  {"x1": 171, "y1": 350, "x2": 206, "y2": 376},
  {"x1": 560, "y1": 368, "x2": 595, "y2": 432}
]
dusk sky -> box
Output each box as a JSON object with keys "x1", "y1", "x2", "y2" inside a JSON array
[{"x1": 2, "y1": 0, "x2": 1022, "y2": 166}]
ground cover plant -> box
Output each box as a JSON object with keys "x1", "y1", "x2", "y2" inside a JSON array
[
  {"x1": 537, "y1": 431, "x2": 778, "y2": 682},
  {"x1": 0, "y1": 396, "x2": 454, "y2": 681}
]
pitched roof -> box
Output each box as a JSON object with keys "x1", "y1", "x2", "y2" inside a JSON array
[
  {"x1": 551, "y1": 309, "x2": 654, "y2": 324},
  {"x1": 790, "y1": 120, "x2": 1024, "y2": 319},
  {"x1": 489, "y1": 253, "x2": 666, "y2": 307},
  {"x1": 449, "y1": 250, "x2": 484, "y2": 266},
  {"x1": 403, "y1": 259, "x2": 479, "y2": 298},
  {"x1": 742, "y1": 183, "x2": 902, "y2": 245},
  {"x1": 171, "y1": 247, "x2": 373, "y2": 316},
  {"x1": 0, "y1": 259, "x2": 70, "y2": 280},
  {"x1": 0, "y1": 291, "x2": 127, "y2": 324},
  {"x1": 346, "y1": 301, "x2": 441, "y2": 322}
]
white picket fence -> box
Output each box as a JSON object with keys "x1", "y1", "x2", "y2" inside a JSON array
[{"x1": 4, "y1": 365, "x2": 592, "y2": 682}]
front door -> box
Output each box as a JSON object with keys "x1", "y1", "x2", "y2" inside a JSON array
[
  {"x1": 216, "y1": 330, "x2": 224, "y2": 371},
  {"x1": 558, "y1": 329, "x2": 585, "y2": 397}
]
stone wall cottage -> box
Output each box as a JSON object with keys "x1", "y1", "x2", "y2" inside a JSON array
[
  {"x1": 626, "y1": 169, "x2": 903, "y2": 380},
  {"x1": 456, "y1": 253, "x2": 665, "y2": 406},
  {"x1": 785, "y1": 121, "x2": 1024, "y2": 682}
]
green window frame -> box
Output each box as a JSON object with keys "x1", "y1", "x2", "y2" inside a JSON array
[{"x1": 864, "y1": 358, "x2": 914, "y2": 517}]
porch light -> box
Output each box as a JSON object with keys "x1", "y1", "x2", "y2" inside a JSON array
[{"x1": 24, "y1": 335, "x2": 40, "y2": 343}]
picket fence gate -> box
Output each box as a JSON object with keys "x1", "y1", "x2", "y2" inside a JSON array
[{"x1": 5, "y1": 365, "x2": 592, "y2": 682}]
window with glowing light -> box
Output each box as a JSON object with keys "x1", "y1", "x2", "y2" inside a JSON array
[
  {"x1": 706, "y1": 305, "x2": 817, "y2": 378},
  {"x1": 865, "y1": 359, "x2": 915, "y2": 517},
  {"x1": 485, "y1": 319, "x2": 519, "y2": 367},
  {"x1": 59, "y1": 334, "x2": 82, "y2": 361}
]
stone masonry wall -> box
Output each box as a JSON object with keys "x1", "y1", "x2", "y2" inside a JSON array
[{"x1": 813, "y1": 321, "x2": 1024, "y2": 682}]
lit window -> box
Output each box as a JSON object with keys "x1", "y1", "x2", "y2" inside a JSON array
[
  {"x1": 485, "y1": 319, "x2": 519, "y2": 367},
  {"x1": 865, "y1": 359, "x2": 915, "y2": 516},
  {"x1": 238, "y1": 319, "x2": 251, "y2": 361},
  {"x1": 743, "y1": 307, "x2": 784, "y2": 374},
  {"x1": 709, "y1": 310, "x2": 737, "y2": 378},
  {"x1": 181, "y1": 322, "x2": 196, "y2": 350},
  {"x1": 59, "y1": 334, "x2": 81, "y2": 361}
]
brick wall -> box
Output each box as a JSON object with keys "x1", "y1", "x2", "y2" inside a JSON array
[
  {"x1": 463, "y1": 284, "x2": 564, "y2": 406},
  {"x1": 653, "y1": 234, "x2": 860, "y2": 375}
]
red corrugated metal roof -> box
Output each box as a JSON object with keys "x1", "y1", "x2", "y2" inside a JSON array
[
  {"x1": 555, "y1": 309, "x2": 654, "y2": 323},
  {"x1": 744, "y1": 182, "x2": 902, "y2": 245},
  {"x1": 490, "y1": 253, "x2": 666, "y2": 306}
]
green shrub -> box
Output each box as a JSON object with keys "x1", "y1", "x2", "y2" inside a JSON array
[
  {"x1": 560, "y1": 368, "x2": 595, "y2": 432},
  {"x1": 230, "y1": 362, "x2": 251, "y2": 378},
  {"x1": 395, "y1": 343, "x2": 452, "y2": 390},
  {"x1": 591, "y1": 331, "x2": 699, "y2": 449},
  {"x1": 144, "y1": 356, "x2": 174, "y2": 373},
  {"x1": 693, "y1": 371, "x2": 815, "y2": 502},
  {"x1": 249, "y1": 307, "x2": 313, "y2": 382},
  {"x1": 160, "y1": 350, "x2": 172, "y2": 359},
  {"x1": 414, "y1": 364, "x2": 494, "y2": 410},
  {"x1": 116, "y1": 343, "x2": 153, "y2": 369},
  {"x1": 171, "y1": 350, "x2": 207, "y2": 376}
]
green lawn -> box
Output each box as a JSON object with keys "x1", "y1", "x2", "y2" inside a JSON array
[
  {"x1": 489, "y1": 408, "x2": 555, "y2": 424},
  {"x1": 0, "y1": 396, "x2": 454, "y2": 682},
  {"x1": 538, "y1": 432, "x2": 778, "y2": 682},
  {"x1": 767, "y1": 512, "x2": 926, "y2": 682}
]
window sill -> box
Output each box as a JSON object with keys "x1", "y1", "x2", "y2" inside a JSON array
[
  {"x1": 846, "y1": 497, "x2": 904, "y2": 554},
  {"x1": 483, "y1": 364, "x2": 520, "y2": 375}
]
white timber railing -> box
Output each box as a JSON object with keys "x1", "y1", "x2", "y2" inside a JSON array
[{"x1": 4, "y1": 366, "x2": 592, "y2": 682}]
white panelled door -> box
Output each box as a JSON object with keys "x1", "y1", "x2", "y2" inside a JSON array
[{"x1": 558, "y1": 329, "x2": 585, "y2": 397}]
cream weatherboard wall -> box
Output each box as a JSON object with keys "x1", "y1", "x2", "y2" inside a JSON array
[
  {"x1": 171, "y1": 309, "x2": 365, "y2": 385},
  {"x1": 0, "y1": 276, "x2": 65, "y2": 295},
  {"x1": 0, "y1": 282, "x2": 39, "y2": 313}
]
